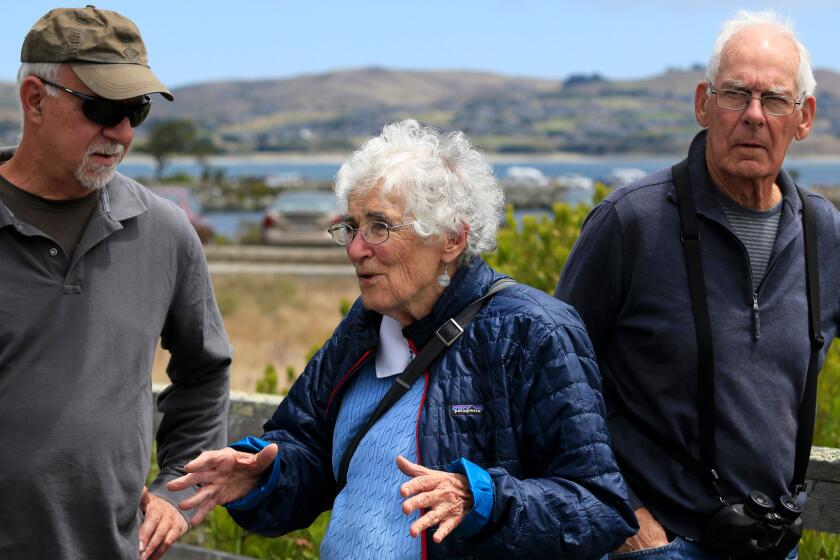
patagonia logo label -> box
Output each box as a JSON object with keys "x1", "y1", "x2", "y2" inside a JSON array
[{"x1": 449, "y1": 404, "x2": 484, "y2": 416}]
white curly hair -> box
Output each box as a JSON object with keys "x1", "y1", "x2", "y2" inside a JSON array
[
  {"x1": 706, "y1": 9, "x2": 816, "y2": 98},
  {"x1": 334, "y1": 120, "x2": 504, "y2": 259}
]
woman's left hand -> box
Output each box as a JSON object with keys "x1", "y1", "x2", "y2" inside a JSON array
[{"x1": 397, "y1": 455, "x2": 473, "y2": 543}]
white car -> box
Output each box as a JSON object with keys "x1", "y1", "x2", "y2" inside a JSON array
[{"x1": 262, "y1": 191, "x2": 339, "y2": 245}]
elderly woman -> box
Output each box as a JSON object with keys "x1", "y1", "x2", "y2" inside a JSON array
[{"x1": 169, "y1": 120, "x2": 636, "y2": 558}]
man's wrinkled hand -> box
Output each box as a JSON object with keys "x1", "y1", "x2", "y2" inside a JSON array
[
  {"x1": 139, "y1": 487, "x2": 189, "y2": 560},
  {"x1": 615, "y1": 506, "x2": 670, "y2": 553}
]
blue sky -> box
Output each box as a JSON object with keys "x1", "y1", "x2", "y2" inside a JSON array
[{"x1": 1, "y1": 1, "x2": 837, "y2": 88}]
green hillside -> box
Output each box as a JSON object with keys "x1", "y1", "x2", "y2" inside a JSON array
[{"x1": 2, "y1": 66, "x2": 839, "y2": 155}]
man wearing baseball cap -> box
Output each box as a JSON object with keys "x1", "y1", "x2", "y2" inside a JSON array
[{"x1": 0, "y1": 6, "x2": 231, "y2": 559}]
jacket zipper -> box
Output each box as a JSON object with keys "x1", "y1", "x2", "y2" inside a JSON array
[
  {"x1": 678, "y1": 190, "x2": 793, "y2": 343},
  {"x1": 751, "y1": 247, "x2": 789, "y2": 342},
  {"x1": 705, "y1": 219, "x2": 766, "y2": 341}
]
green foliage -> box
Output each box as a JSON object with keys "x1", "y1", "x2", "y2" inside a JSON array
[
  {"x1": 146, "y1": 442, "x2": 158, "y2": 487},
  {"x1": 255, "y1": 342, "x2": 325, "y2": 397},
  {"x1": 193, "y1": 137, "x2": 222, "y2": 161},
  {"x1": 139, "y1": 119, "x2": 198, "y2": 180},
  {"x1": 256, "y1": 363, "x2": 278, "y2": 395},
  {"x1": 162, "y1": 171, "x2": 194, "y2": 185},
  {"x1": 305, "y1": 343, "x2": 322, "y2": 362},
  {"x1": 801, "y1": 529, "x2": 840, "y2": 559},
  {"x1": 814, "y1": 343, "x2": 840, "y2": 448},
  {"x1": 338, "y1": 298, "x2": 352, "y2": 318},
  {"x1": 212, "y1": 232, "x2": 234, "y2": 246},
  {"x1": 485, "y1": 183, "x2": 609, "y2": 293},
  {"x1": 183, "y1": 507, "x2": 329, "y2": 559},
  {"x1": 800, "y1": 343, "x2": 840, "y2": 554}
]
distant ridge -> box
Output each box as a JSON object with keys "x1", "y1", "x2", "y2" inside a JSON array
[
  {"x1": 165, "y1": 68, "x2": 559, "y2": 117},
  {"x1": 1, "y1": 67, "x2": 838, "y2": 155}
]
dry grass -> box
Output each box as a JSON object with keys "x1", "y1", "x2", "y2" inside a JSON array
[{"x1": 152, "y1": 274, "x2": 360, "y2": 392}]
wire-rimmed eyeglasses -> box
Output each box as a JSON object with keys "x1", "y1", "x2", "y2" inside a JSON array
[
  {"x1": 707, "y1": 81, "x2": 803, "y2": 117},
  {"x1": 327, "y1": 221, "x2": 413, "y2": 246}
]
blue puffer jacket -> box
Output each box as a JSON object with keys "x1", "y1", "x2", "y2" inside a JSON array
[{"x1": 229, "y1": 258, "x2": 636, "y2": 559}]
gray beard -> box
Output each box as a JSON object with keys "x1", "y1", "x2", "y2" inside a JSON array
[{"x1": 74, "y1": 142, "x2": 124, "y2": 191}]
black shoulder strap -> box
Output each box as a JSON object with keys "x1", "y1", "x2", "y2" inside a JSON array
[
  {"x1": 335, "y1": 277, "x2": 516, "y2": 492},
  {"x1": 793, "y1": 187, "x2": 824, "y2": 491},
  {"x1": 672, "y1": 159, "x2": 718, "y2": 480}
]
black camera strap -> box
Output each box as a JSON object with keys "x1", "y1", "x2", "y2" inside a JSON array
[
  {"x1": 673, "y1": 160, "x2": 717, "y2": 478},
  {"x1": 334, "y1": 277, "x2": 515, "y2": 493},
  {"x1": 793, "y1": 183, "x2": 824, "y2": 492},
  {"x1": 670, "y1": 159, "x2": 823, "y2": 498}
]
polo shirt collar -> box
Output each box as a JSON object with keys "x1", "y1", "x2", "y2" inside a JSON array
[
  {"x1": 100, "y1": 172, "x2": 147, "y2": 223},
  {"x1": 0, "y1": 146, "x2": 147, "y2": 226},
  {"x1": 0, "y1": 199, "x2": 13, "y2": 230}
]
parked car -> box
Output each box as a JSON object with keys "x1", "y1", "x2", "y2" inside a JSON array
[
  {"x1": 151, "y1": 186, "x2": 214, "y2": 244},
  {"x1": 262, "y1": 190, "x2": 339, "y2": 245}
]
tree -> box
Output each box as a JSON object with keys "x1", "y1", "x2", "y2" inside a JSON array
[
  {"x1": 139, "y1": 119, "x2": 197, "y2": 181},
  {"x1": 192, "y1": 136, "x2": 222, "y2": 184}
]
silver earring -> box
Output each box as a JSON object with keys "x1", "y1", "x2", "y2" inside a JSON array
[{"x1": 436, "y1": 264, "x2": 450, "y2": 288}]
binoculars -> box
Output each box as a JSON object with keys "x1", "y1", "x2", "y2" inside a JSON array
[{"x1": 702, "y1": 490, "x2": 802, "y2": 559}]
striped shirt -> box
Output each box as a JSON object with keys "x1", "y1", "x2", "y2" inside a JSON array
[{"x1": 717, "y1": 193, "x2": 782, "y2": 289}]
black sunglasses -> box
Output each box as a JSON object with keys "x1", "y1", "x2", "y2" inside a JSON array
[{"x1": 39, "y1": 78, "x2": 151, "y2": 128}]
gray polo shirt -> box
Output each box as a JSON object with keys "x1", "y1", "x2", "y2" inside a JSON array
[{"x1": 0, "y1": 162, "x2": 231, "y2": 558}]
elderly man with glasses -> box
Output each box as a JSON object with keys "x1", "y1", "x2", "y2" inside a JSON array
[
  {"x1": 557, "y1": 10, "x2": 840, "y2": 560},
  {"x1": 0, "y1": 7, "x2": 231, "y2": 560}
]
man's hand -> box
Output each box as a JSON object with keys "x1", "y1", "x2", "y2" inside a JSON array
[
  {"x1": 615, "y1": 507, "x2": 670, "y2": 553},
  {"x1": 166, "y1": 444, "x2": 279, "y2": 526},
  {"x1": 139, "y1": 487, "x2": 189, "y2": 560},
  {"x1": 397, "y1": 455, "x2": 473, "y2": 544}
]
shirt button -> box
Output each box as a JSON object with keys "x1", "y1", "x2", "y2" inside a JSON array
[{"x1": 49, "y1": 247, "x2": 58, "y2": 257}]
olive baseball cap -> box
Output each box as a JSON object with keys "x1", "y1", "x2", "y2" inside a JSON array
[{"x1": 21, "y1": 5, "x2": 173, "y2": 101}]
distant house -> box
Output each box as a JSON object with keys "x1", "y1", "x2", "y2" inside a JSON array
[{"x1": 504, "y1": 166, "x2": 549, "y2": 187}]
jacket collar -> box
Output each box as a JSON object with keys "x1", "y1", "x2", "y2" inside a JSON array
[
  {"x1": 339, "y1": 258, "x2": 500, "y2": 381},
  {"x1": 350, "y1": 257, "x2": 497, "y2": 348},
  {"x1": 672, "y1": 130, "x2": 803, "y2": 260},
  {"x1": 402, "y1": 257, "x2": 499, "y2": 348},
  {"x1": 677, "y1": 130, "x2": 802, "y2": 220}
]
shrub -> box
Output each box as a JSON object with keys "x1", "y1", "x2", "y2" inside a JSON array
[{"x1": 485, "y1": 183, "x2": 609, "y2": 293}]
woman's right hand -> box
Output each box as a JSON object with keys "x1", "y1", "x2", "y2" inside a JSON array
[{"x1": 166, "y1": 443, "x2": 279, "y2": 526}]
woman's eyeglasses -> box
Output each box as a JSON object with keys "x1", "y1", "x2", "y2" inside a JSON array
[
  {"x1": 327, "y1": 221, "x2": 412, "y2": 246},
  {"x1": 39, "y1": 78, "x2": 151, "y2": 128}
]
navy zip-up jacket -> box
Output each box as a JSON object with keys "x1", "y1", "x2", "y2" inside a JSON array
[
  {"x1": 230, "y1": 258, "x2": 636, "y2": 559},
  {"x1": 556, "y1": 130, "x2": 840, "y2": 541}
]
